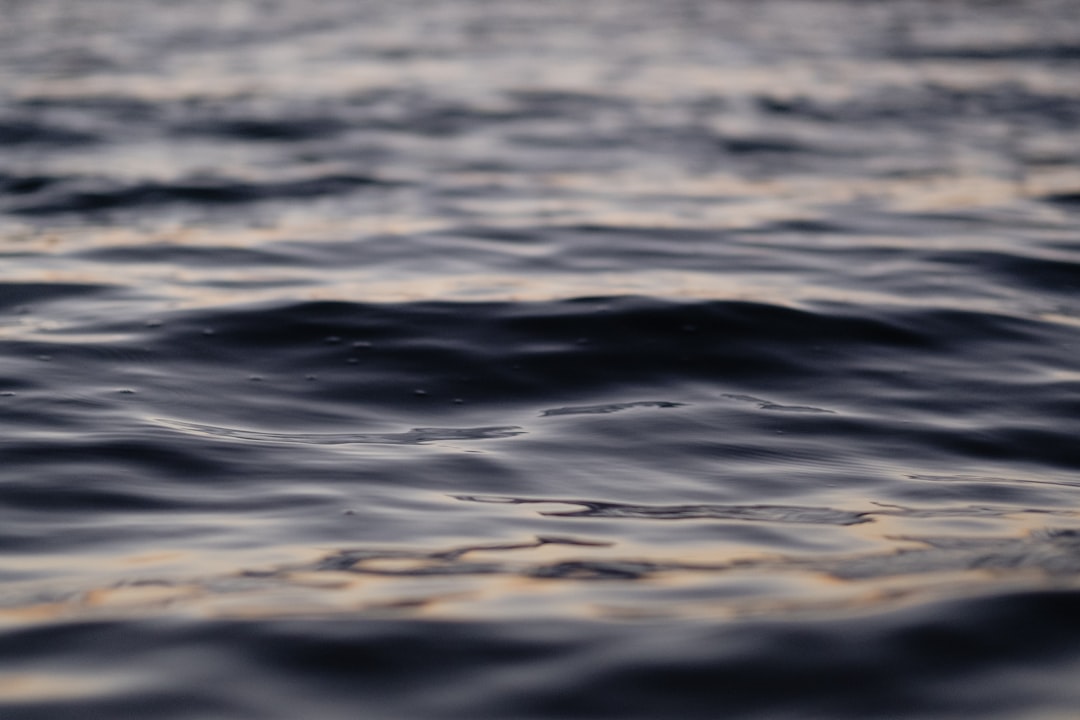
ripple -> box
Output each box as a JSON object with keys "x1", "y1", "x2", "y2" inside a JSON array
[
  {"x1": 820, "y1": 528, "x2": 1080, "y2": 580},
  {"x1": 8, "y1": 174, "x2": 403, "y2": 216},
  {"x1": 158, "y1": 420, "x2": 525, "y2": 446},
  {"x1": 454, "y1": 495, "x2": 872, "y2": 526},
  {"x1": 908, "y1": 474, "x2": 1080, "y2": 491},
  {"x1": 721, "y1": 394, "x2": 836, "y2": 414},
  {"x1": 540, "y1": 401, "x2": 687, "y2": 417},
  {"x1": 0, "y1": 120, "x2": 97, "y2": 146},
  {"x1": 2, "y1": 0, "x2": 1080, "y2": 715}
]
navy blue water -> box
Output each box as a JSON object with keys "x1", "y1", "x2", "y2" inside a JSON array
[{"x1": 3, "y1": 0, "x2": 1080, "y2": 717}]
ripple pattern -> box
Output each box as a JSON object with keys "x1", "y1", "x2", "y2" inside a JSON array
[{"x1": 2, "y1": 0, "x2": 1080, "y2": 717}]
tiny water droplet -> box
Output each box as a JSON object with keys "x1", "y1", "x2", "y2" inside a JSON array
[
  {"x1": 414, "y1": 389, "x2": 428, "y2": 396},
  {"x1": 201, "y1": 328, "x2": 215, "y2": 336},
  {"x1": 36, "y1": 355, "x2": 52, "y2": 361},
  {"x1": 324, "y1": 336, "x2": 342, "y2": 344},
  {"x1": 249, "y1": 375, "x2": 264, "y2": 382},
  {"x1": 1, "y1": 391, "x2": 15, "y2": 397},
  {"x1": 305, "y1": 375, "x2": 318, "y2": 381},
  {"x1": 346, "y1": 357, "x2": 359, "y2": 364},
  {"x1": 352, "y1": 341, "x2": 372, "y2": 349},
  {"x1": 117, "y1": 388, "x2": 137, "y2": 394},
  {"x1": 452, "y1": 398, "x2": 464, "y2": 404},
  {"x1": 145, "y1": 320, "x2": 163, "y2": 328}
]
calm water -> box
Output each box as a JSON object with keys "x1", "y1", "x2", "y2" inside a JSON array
[{"x1": 3, "y1": 0, "x2": 1080, "y2": 717}]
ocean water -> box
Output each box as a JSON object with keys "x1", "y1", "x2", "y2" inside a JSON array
[{"x1": 2, "y1": 0, "x2": 1080, "y2": 717}]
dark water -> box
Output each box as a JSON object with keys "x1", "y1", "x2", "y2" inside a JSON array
[{"x1": 3, "y1": 0, "x2": 1080, "y2": 717}]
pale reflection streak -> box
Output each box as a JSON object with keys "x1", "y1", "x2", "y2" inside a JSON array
[
  {"x1": 0, "y1": 672, "x2": 129, "y2": 703},
  {"x1": 12, "y1": 54, "x2": 1080, "y2": 106},
  {"x1": 1, "y1": 164, "x2": 1075, "y2": 323},
  {"x1": 3, "y1": 165, "x2": 1075, "y2": 251},
  {"x1": 2, "y1": 505, "x2": 1079, "y2": 625},
  {"x1": 0, "y1": 267, "x2": 1054, "y2": 329}
]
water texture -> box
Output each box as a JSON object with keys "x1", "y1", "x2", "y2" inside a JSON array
[{"x1": 2, "y1": 0, "x2": 1080, "y2": 717}]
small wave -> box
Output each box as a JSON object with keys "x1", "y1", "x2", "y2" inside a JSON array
[
  {"x1": 0, "y1": 120, "x2": 97, "y2": 146},
  {"x1": 821, "y1": 528, "x2": 1080, "y2": 580},
  {"x1": 540, "y1": 401, "x2": 686, "y2": 417},
  {"x1": 1046, "y1": 191, "x2": 1080, "y2": 206},
  {"x1": 158, "y1": 419, "x2": 524, "y2": 445},
  {"x1": 454, "y1": 495, "x2": 871, "y2": 526},
  {"x1": 0, "y1": 172, "x2": 62, "y2": 195},
  {"x1": 722, "y1": 394, "x2": 835, "y2": 413},
  {"x1": 719, "y1": 135, "x2": 809, "y2": 154},
  {"x1": 0, "y1": 281, "x2": 113, "y2": 311},
  {"x1": 9, "y1": 174, "x2": 403, "y2": 215},
  {"x1": 868, "y1": 501, "x2": 1064, "y2": 521},
  {"x1": 312, "y1": 536, "x2": 613, "y2": 574},
  {"x1": 893, "y1": 42, "x2": 1080, "y2": 61},
  {"x1": 174, "y1": 117, "x2": 349, "y2": 142},
  {"x1": 73, "y1": 243, "x2": 298, "y2": 268},
  {"x1": 908, "y1": 474, "x2": 1080, "y2": 490},
  {"x1": 2, "y1": 589, "x2": 1079, "y2": 719}
]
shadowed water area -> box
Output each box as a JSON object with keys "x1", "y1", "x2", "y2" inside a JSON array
[{"x1": 2, "y1": 0, "x2": 1080, "y2": 717}]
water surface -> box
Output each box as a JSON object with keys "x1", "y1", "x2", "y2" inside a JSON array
[{"x1": 2, "y1": 0, "x2": 1080, "y2": 717}]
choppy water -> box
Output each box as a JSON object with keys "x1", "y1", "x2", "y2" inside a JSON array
[{"x1": 3, "y1": 0, "x2": 1080, "y2": 717}]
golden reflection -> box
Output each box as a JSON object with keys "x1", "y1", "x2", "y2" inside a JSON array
[
  {"x1": 82, "y1": 583, "x2": 203, "y2": 609},
  {"x1": 1, "y1": 510, "x2": 1079, "y2": 626},
  {"x1": 0, "y1": 672, "x2": 124, "y2": 702},
  {"x1": 0, "y1": 602, "x2": 76, "y2": 626}
]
